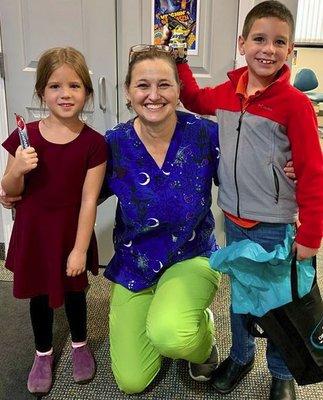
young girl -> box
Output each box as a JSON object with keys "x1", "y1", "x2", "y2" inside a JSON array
[{"x1": 1, "y1": 47, "x2": 107, "y2": 395}]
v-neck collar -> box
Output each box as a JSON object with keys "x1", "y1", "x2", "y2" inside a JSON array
[{"x1": 130, "y1": 115, "x2": 183, "y2": 172}]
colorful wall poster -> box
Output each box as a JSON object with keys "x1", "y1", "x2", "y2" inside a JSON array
[{"x1": 152, "y1": 0, "x2": 200, "y2": 55}]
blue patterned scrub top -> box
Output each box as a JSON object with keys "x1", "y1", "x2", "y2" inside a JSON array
[{"x1": 103, "y1": 111, "x2": 220, "y2": 291}]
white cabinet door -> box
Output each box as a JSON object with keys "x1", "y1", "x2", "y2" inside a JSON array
[
  {"x1": 0, "y1": 0, "x2": 118, "y2": 264},
  {"x1": 0, "y1": 0, "x2": 241, "y2": 258}
]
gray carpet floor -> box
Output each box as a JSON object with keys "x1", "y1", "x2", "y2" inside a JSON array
[{"x1": 1, "y1": 253, "x2": 323, "y2": 400}]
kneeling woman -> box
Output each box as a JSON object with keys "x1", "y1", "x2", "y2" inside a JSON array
[{"x1": 102, "y1": 46, "x2": 221, "y2": 394}]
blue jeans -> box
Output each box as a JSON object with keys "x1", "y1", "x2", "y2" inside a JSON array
[{"x1": 224, "y1": 216, "x2": 294, "y2": 380}]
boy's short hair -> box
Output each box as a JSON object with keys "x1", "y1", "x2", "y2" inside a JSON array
[{"x1": 242, "y1": 0, "x2": 295, "y2": 40}]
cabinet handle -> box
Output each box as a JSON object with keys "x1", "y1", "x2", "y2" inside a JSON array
[{"x1": 98, "y1": 77, "x2": 107, "y2": 112}]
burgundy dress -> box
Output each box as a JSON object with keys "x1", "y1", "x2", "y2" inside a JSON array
[{"x1": 2, "y1": 121, "x2": 107, "y2": 308}]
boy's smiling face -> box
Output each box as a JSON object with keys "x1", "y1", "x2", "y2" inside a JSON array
[{"x1": 238, "y1": 17, "x2": 294, "y2": 88}]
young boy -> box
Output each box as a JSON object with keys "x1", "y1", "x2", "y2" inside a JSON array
[{"x1": 172, "y1": 1, "x2": 323, "y2": 400}]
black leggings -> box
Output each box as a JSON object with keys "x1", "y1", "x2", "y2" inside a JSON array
[{"x1": 30, "y1": 291, "x2": 87, "y2": 352}]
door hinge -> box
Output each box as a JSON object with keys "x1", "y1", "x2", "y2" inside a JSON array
[{"x1": 0, "y1": 53, "x2": 5, "y2": 79}]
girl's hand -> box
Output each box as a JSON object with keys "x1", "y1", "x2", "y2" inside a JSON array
[
  {"x1": 292, "y1": 242, "x2": 318, "y2": 260},
  {"x1": 14, "y1": 146, "x2": 38, "y2": 176},
  {"x1": 66, "y1": 248, "x2": 86, "y2": 277}
]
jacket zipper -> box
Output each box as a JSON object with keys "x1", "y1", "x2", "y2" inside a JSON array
[
  {"x1": 234, "y1": 109, "x2": 245, "y2": 217},
  {"x1": 272, "y1": 166, "x2": 280, "y2": 203}
]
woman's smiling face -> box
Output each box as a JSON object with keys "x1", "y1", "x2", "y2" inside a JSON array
[{"x1": 126, "y1": 58, "x2": 180, "y2": 126}]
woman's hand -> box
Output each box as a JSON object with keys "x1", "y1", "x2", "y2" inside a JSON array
[
  {"x1": 66, "y1": 248, "x2": 86, "y2": 277},
  {"x1": 0, "y1": 192, "x2": 22, "y2": 209},
  {"x1": 284, "y1": 160, "x2": 296, "y2": 181}
]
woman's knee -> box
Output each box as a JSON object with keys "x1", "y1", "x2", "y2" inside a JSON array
[
  {"x1": 147, "y1": 314, "x2": 190, "y2": 358},
  {"x1": 116, "y1": 376, "x2": 148, "y2": 394},
  {"x1": 114, "y1": 368, "x2": 156, "y2": 394}
]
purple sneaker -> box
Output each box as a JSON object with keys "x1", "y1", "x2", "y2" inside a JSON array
[
  {"x1": 27, "y1": 354, "x2": 54, "y2": 395},
  {"x1": 72, "y1": 344, "x2": 96, "y2": 383}
]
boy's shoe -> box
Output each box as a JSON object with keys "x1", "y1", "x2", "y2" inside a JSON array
[
  {"x1": 269, "y1": 378, "x2": 296, "y2": 400},
  {"x1": 188, "y1": 342, "x2": 219, "y2": 381},
  {"x1": 27, "y1": 354, "x2": 54, "y2": 395},
  {"x1": 211, "y1": 356, "x2": 255, "y2": 394},
  {"x1": 72, "y1": 344, "x2": 96, "y2": 383}
]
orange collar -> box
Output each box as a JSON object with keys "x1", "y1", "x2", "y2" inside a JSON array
[{"x1": 236, "y1": 71, "x2": 269, "y2": 108}]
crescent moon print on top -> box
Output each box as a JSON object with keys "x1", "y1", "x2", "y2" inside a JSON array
[
  {"x1": 153, "y1": 261, "x2": 163, "y2": 273},
  {"x1": 147, "y1": 218, "x2": 160, "y2": 228},
  {"x1": 138, "y1": 172, "x2": 150, "y2": 185},
  {"x1": 103, "y1": 112, "x2": 220, "y2": 292},
  {"x1": 188, "y1": 230, "x2": 196, "y2": 241}
]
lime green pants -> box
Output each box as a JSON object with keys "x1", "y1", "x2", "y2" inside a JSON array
[{"x1": 109, "y1": 256, "x2": 221, "y2": 394}]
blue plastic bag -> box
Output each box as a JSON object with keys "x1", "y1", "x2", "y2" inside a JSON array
[{"x1": 210, "y1": 225, "x2": 315, "y2": 317}]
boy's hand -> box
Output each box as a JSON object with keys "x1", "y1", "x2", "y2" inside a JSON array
[
  {"x1": 293, "y1": 242, "x2": 319, "y2": 260},
  {"x1": 161, "y1": 25, "x2": 171, "y2": 45},
  {"x1": 161, "y1": 24, "x2": 188, "y2": 63},
  {"x1": 14, "y1": 146, "x2": 38, "y2": 176},
  {"x1": 66, "y1": 248, "x2": 86, "y2": 277},
  {"x1": 284, "y1": 160, "x2": 296, "y2": 181}
]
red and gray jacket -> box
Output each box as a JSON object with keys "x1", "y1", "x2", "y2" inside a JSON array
[{"x1": 177, "y1": 63, "x2": 323, "y2": 248}]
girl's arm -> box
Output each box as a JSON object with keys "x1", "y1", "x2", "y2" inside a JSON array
[
  {"x1": 1, "y1": 147, "x2": 38, "y2": 196},
  {"x1": 66, "y1": 161, "x2": 106, "y2": 277}
]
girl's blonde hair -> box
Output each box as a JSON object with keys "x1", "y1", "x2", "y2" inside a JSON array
[{"x1": 35, "y1": 47, "x2": 93, "y2": 107}]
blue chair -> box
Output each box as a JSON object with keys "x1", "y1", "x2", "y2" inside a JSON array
[
  {"x1": 293, "y1": 68, "x2": 323, "y2": 105},
  {"x1": 293, "y1": 68, "x2": 323, "y2": 136}
]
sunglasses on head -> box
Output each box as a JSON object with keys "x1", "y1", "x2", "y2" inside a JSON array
[{"x1": 128, "y1": 44, "x2": 173, "y2": 63}]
